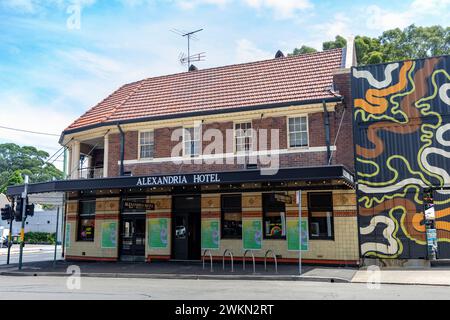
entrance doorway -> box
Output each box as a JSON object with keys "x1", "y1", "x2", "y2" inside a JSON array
[
  {"x1": 120, "y1": 214, "x2": 146, "y2": 262},
  {"x1": 172, "y1": 195, "x2": 201, "y2": 260}
]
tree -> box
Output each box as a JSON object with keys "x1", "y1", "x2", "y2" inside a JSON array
[
  {"x1": 290, "y1": 24, "x2": 450, "y2": 65},
  {"x1": 0, "y1": 143, "x2": 64, "y2": 193},
  {"x1": 288, "y1": 45, "x2": 317, "y2": 56}
]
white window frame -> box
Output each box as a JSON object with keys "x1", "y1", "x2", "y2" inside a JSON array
[
  {"x1": 182, "y1": 126, "x2": 201, "y2": 158},
  {"x1": 234, "y1": 120, "x2": 253, "y2": 154},
  {"x1": 138, "y1": 130, "x2": 155, "y2": 160},
  {"x1": 287, "y1": 115, "x2": 309, "y2": 149}
]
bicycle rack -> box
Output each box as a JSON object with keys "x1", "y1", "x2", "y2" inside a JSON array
[
  {"x1": 243, "y1": 250, "x2": 256, "y2": 274},
  {"x1": 202, "y1": 249, "x2": 213, "y2": 272},
  {"x1": 222, "y1": 249, "x2": 234, "y2": 273},
  {"x1": 264, "y1": 250, "x2": 278, "y2": 274}
]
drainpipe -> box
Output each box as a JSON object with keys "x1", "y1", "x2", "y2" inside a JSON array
[
  {"x1": 322, "y1": 100, "x2": 331, "y2": 165},
  {"x1": 117, "y1": 123, "x2": 125, "y2": 176}
]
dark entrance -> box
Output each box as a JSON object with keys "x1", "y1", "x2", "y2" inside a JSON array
[
  {"x1": 120, "y1": 214, "x2": 146, "y2": 262},
  {"x1": 172, "y1": 195, "x2": 201, "y2": 260}
]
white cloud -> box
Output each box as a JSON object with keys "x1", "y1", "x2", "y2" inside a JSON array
[
  {"x1": 176, "y1": 0, "x2": 231, "y2": 10},
  {"x1": 243, "y1": 0, "x2": 313, "y2": 19},
  {"x1": 235, "y1": 38, "x2": 272, "y2": 63}
]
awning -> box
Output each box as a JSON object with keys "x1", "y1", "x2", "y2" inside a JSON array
[{"x1": 6, "y1": 165, "x2": 354, "y2": 196}]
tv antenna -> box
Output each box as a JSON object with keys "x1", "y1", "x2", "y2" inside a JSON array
[{"x1": 171, "y1": 28, "x2": 205, "y2": 71}]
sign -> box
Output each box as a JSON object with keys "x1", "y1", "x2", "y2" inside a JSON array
[
  {"x1": 137, "y1": 173, "x2": 221, "y2": 187},
  {"x1": 101, "y1": 222, "x2": 117, "y2": 248},
  {"x1": 201, "y1": 220, "x2": 220, "y2": 250},
  {"x1": 148, "y1": 218, "x2": 168, "y2": 249},
  {"x1": 123, "y1": 201, "x2": 155, "y2": 211},
  {"x1": 287, "y1": 219, "x2": 309, "y2": 251},
  {"x1": 65, "y1": 223, "x2": 71, "y2": 248},
  {"x1": 243, "y1": 218, "x2": 262, "y2": 250},
  {"x1": 274, "y1": 194, "x2": 292, "y2": 204}
]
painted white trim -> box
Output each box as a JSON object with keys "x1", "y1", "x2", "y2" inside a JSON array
[
  {"x1": 121, "y1": 146, "x2": 337, "y2": 165},
  {"x1": 286, "y1": 114, "x2": 309, "y2": 149},
  {"x1": 138, "y1": 130, "x2": 155, "y2": 160}
]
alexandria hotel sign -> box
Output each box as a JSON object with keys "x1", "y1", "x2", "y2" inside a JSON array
[{"x1": 136, "y1": 173, "x2": 221, "y2": 186}]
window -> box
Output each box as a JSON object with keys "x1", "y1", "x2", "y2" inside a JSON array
[
  {"x1": 235, "y1": 122, "x2": 253, "y2": 153},
  {"x1": 308, "y1": 192, "x2": 334, "y2": 240},
  {"x1": 288, "y1": 116, "x2": 308, "y2": 148},
  {"x1": 140, "y1": 131, "x2": 154, "y2": 159},
  {"x1": 221, "y1": 194, "x2": 242, "y2": 239},
  {"x1": 78, "y1": 200, "x2": 96, "y2": 241},
  {"x1": 263, "y1": 193, "x2": 286, "y2": 239},
  {"x1": 184, "y1": 127, "x2": 201, "y2": 157}
]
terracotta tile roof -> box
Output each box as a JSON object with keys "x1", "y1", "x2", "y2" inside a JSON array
[{"x1": 65, "y1": 48, "x2": 344, "y2": 133}]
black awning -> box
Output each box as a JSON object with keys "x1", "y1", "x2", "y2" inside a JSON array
[{"x1": 6, "y1": 165, "x2": 354, "y2": 196}]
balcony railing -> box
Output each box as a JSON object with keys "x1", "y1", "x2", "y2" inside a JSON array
[{"x1": 78, "y1": 166, "x2": 104, "y2": 179}]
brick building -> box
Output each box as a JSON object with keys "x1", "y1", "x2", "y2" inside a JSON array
[{"x1": 8, "y1": 44, "x2": 359, "y2": 265}]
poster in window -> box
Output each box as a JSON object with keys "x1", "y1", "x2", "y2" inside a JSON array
[
  {"x1": 201, "y1": 219, "x2": 220, "y2": 250},
  {"x1": 148, "y1": 218, "x2": 168, "y2": 249},
  {"x1": 101, "y1": 222, "x2": 117, "y2": 248},
  {"x1": 287, "y1": 218, "x2": 309, "y2": 251},
  {"x1": 65, "y1": 223, "x2": 70, "y2": 248},
  {"x1": 243, "y1": 218, "x2": 262, "y2": 250}
]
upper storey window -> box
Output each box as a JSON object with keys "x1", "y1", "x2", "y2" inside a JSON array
[
  {"x1": 184, "y1": 127, "x2": 201, "y2": 157},
  {"x1": 235, "y1": 122, "x2": 253, "y2": 153},
  {"x1": 139, "y1": 131, "x2": 154, "y2": 159},
  {"x1": 288, "y1": 116, "x2": 308, "y2": 148}
]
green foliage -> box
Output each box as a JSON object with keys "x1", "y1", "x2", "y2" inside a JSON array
[
  {"x1": 24, "y1": 232, "x2": 56, "y2": 245},
  {"x1": 0, "y1": 143, "x2": 64, "y2": 193},
  {"x1": 288, "y1": 45, "x2": 317, "y2": 56},
  {"x1": 290, "y1": 24, "x2": 450, "y2": 66}
]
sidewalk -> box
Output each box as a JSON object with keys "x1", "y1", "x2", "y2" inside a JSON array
[
  {"x1": 0, "y1": 244, "x2": 59, "y2": 256},
  {"x1": 352, "y1": 269, "x2": 450, "y2": 286},
  {"x1": 0, "y1": 260, "x2": 357, "y2": 283}
]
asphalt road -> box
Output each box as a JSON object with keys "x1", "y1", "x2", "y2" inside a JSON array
[
  {"x1": 0, "y1": 276, "x2": 448, "y2": 300},
  {"x1": 0, "y1": 248, "x2": 62, "y2": 265}
]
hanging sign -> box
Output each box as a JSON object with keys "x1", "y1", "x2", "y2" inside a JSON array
[
  {"x1": 148, "y1": 218, "x2": 169, "y2": 249},
  {"x1": 123, "y1": 201, "x2": 155, "y2": 211},
  {"x1": 65, "y1": 223, "x2": 71, "y2": 248},
  {"x1": 287, "y1": 218, "x2": 309, "y2": 251},
  {"x1": 243, "y1": 218, "x2": 262, "y2": 250},
  {"x1": 201, "y1": 220, "x2": 220, "y2": 250},
  {"x1": 101, "y1": 222, "x2": 117, "y2": 248}
]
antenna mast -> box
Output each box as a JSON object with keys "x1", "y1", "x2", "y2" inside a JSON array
[{"x1": 171, "y1": 28, "x2": 205, "y2": 71}]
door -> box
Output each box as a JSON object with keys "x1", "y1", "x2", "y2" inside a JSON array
[
  {"x1": 172, "y1": 196, "x2": 201, "y2": 260},
  {"x1": 120, "y1": 215, "x2": 146, "y2": 261}
]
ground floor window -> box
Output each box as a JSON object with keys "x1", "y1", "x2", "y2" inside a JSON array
[
  {"x1": 308, "y1": 192, "x2": 334, "y2": 240},
  {"x1": 78, "y1": 199, "x2": 96, "y2": 241},
  {"x1": 221, "y1": 194, "x2": 242, "y2": 239},
  {"x1": 263, "y1": 193, "x2": 286, "y2": 239}
]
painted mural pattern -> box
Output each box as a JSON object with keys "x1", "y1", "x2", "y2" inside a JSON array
[{"x1": 352, "y1": 55, "x2": 450, "y2": 259}]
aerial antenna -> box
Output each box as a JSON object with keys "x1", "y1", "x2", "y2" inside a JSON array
[{"x1": 171, "y1": 28, "x2": 205, "y2": 71}]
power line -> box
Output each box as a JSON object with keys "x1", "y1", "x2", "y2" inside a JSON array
[{"x1": 0, "y1": 125, "x2": 60, "y2": 137}]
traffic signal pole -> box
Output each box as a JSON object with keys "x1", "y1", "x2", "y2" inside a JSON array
[
  {"x1": 6, "y1": 200, "x2": 14, "y2": 265},
  {"x1": 18, "y1": 175, "x2": 28, "y2": 270}
]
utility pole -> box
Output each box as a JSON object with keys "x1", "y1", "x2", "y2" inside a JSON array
[
  {"x1": 18, "y1": 175, "x2": 28, "y2": 270},
  {"x1": 53, "y1": 206, "x2": 60, "y2": 268}
]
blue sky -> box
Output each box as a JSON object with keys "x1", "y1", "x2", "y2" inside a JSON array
[{"x1": 0, "y1": 0, "x2": 449, "y2": 169}]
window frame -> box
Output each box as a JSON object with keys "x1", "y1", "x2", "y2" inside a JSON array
[
  {"x1": 262, "y1": 193, "x2": 287, "y2": 240},
  {"x1": 182, "y1": 126, "x2": 201, "y2": 158},
  {"x1": 220, "y1": 194, "x2": 242, "y2": 240},
  {"x1": 307, "y1": 192, "x2": 335, "y2": 241},
  {"x1": 77, "y1": 199, "x2": 96, "y2": 242},
  {"x1": 138, "y1": 130, "x2": 155, "y2": 160},
  {"x1": 234, "y1": 120, "x2": 254, "y2": 154},
  {"x1": 287, "y1": 115, "x2": 309, "y2": 149}
]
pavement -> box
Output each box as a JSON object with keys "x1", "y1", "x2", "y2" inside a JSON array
[{"x1": 1, "y1": 256, "x2": 450, "y2": 287}]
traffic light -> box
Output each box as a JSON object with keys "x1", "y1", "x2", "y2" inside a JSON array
[
  {"x1": 14, "y1": 198, "x2": 23, "y2": 222},
  {"x1": 1, "y1": 205, "x2": 12, "y2": 221},
  {"x1": 25, "y1": 204, "x2": 34, "y2": 217}
]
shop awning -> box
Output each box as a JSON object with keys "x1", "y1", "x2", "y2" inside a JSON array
[{"x1": 6, "y1": 165, "x2": 354, "y2": 196}]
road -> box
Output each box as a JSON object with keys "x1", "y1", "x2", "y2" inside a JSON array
[
  {"x1": 0, "y1": 276, "x2": 448, "y2": 300},
  {"x1": 0, "y1": 246, "x2": 62, "y2": 265}
]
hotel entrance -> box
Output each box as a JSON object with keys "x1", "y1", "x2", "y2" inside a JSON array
[
  {"x1": 120, "y1": 198, "x2": 147, "y2": 262},
  {"x1": 172, "y1": 195, "x2": 201, "y2": 260}
]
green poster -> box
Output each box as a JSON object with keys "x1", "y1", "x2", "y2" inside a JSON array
[
  {"x1": 65, "y1": 223, "x2": 70, "y2": 248},
  {"x1": 201, "y1": 220, "x2": 220, "y2": 250},
  {"x1": 101, "y1": 222, "x2": 117, "y2": 249},
  {"x1": 243, "y1": 219, "x2": 262, "y2": 250},
  {"x1": 148, "y1": 218, "x2": 168, "y2": 249},
  {"x1": 287, "y1": 219, "x2": 309, "y2": 251}
]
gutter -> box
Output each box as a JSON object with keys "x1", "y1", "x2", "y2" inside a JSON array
[
  {"x1": 117, "y1": 123, "x2": 125, "y2": 176},
  {"x1": 322, "y1": 100, "x2": 331, "y2": 164}
]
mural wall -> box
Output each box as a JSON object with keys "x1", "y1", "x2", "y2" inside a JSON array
[{"x1": 352, "y1": 55, "x2": 450, "y2": 259}]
